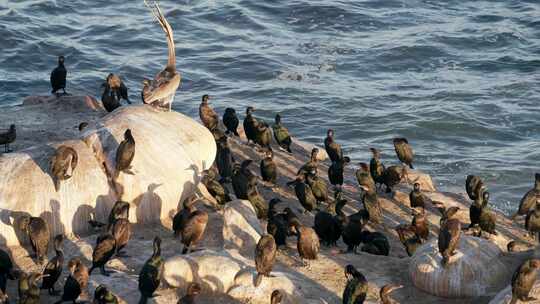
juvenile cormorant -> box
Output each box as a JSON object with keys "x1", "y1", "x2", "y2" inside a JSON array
[
  {"x1": 324, "y1": 129, "x2": 342, "y2": 163},
  {"x1": 393, "y1": 137, "x2": 414, "y2": 169},
  {"x1": 438, "y1": 207, "x2": 461, "y2": 267},
  {"x1": 181, "y1": 210, "x2": 208, "y2": 254},
  {"x1": 173, "y1": 196, "x2": 196, "y2": 238},
  {"x1": 510, "y1": 259, "x2": 540, "y2": 304},
  {"x1": 50, "y1": 145, "x2": 78, "y2": 192},
  {"x1": 512, "y1": 173, "x2": 540, "y2": 220},
  {"x1": 254, "y1": 234, "x2": 277, "y2": 287},
  {"x1": 409, "y1": 183, "x2": 426, "y2": 209},
  {"x1": 106, "y1": 73, "x2": 131, "y2": 104},
  {"x1": 89, "y1": 233, "x2": 116, "y2": 276},
  {"x1": 18, "y1": 215, "x2": 50, "y2": 265},
  {"x1": 115, "y1": 129, "x2": 135, "y2": 177},
  {"x1": 199, "y1": 94, "x2": 219, "y2": 131},
  {"x1": 260, "y1": 149, "x2": 277, "y2": 184}
]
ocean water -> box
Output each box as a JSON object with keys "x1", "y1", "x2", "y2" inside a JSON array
[{"x1": 1, "y1": 0, "x2": 539, "y2": 214}]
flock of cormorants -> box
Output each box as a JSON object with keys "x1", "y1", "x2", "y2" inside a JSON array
[{"x1": 1, "y1": 1, "x2": 540, "y2": 303}]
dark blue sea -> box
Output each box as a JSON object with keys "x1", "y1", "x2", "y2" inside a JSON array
[{"x1": 1, "y1": 0, "x2": 539, "y2": 214}]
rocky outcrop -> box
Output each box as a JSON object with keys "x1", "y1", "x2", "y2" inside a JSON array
[
  {"x1": 0, "y1": 96, "x2": 216, "y2": 245},
  {"x1": 222, "y1": 199, "x2": 264, "y2": 258},
  {"x1": 409, "y1": 236, "x2": 508, "y2": 298}
]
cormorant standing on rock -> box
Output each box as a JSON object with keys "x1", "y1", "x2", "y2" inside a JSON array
[
  {"x1": 247, "y1": 180, "x2": 268, "y2": 219},
  {"x1": 18, "y1": 215, "x2": 50, "y2": 265},
  {"x1": 110, "y1": 204, "x2": 131, "y2": 256},
  {"x1": 199, "y1": 94, "x2": 219, "y2": 131},
  {"x1": 395, "y1": 224, "x2": 422, "y2": 256},
  {"x1": 292, "y1": 221, "x2": 320, "y2": 267},
  {"x1": 94, "y1": 284, "x2": 119, "y2": 304},
  {"x1": 306, "y1": 170, "x2": 328, "y2": 205},
  {"x1": 107, "y1": 200, "x2": 130, "y2": 227},
  {"x1": 142, "y1": 1, "x2": 181, "y2": 111},
  {"x1": 223, "y1": 108, "x2": 239, "y2": 136},
  {"x1": 201, "y1": 170, "x2": 231, "y2": 205},
  {"x1": 178, "y1": 283, "x2": 201, "y2": 304},
  {"x1": 478, "y1": 192, "x2": 496, "y2": 235},
  {"x1": 216, "y1": 136, "x2": 234, "y2": 183},
  {"x1": 260, "y1": 149, "x2": 277, "y2": 184},
  {"x1": 78, "y1": 122, "x2": 88, "y2": 132},
  {"x1": 255, "y1": 121, "x2": 272, "y2": 150},
  {"x1": 380, "y1": 284, "x2": 403, "y2": 304},
  {"x1": 115, "y1": 129, "x2": 136, "y2": 177},
  {"x1": 465, "y1": 175, "x2": 484, "y2": 201},
  {"x1": 293, "y1": 174, "x2": 317, "y2": 213},
  {"x1": 139, "y1": 237, "x2": 164, "y2": 304},
  {"x1": 409, "y1": 183, "x2": 426, "y2": 209},
  {"x1": 369, "y1": 148, "x2": 385, "y2": 190},
  {"x1": 181, "y1": 210, "x2": 208, "y2": 254},
  {"x1": 89, "y1": 233, "x2": 116, "y2": 276},
  {"x1": 526, "y1": 201, "x2": 540, "y2": 241},
  {"x1": 0, "y1": 124, "x2": 16, "y2": 153},
  {"x1": 173, "y1": 196, "x2": 196, "y2": 238},
  {"x1": 243, "y1": 107, "x2": 258, "y2": 145},
  {"x1": 356, "y1": 163, "x2": 376, "y2": 195},
  {"x1": 510, "y1": 259, "x2": 540, "y2": 304},
  {"x1": 101, "y1": 82, "x2": 121, "y2": 112},
  {"x1": 41, "y1": 234, "x2": 64, "y2": 295},
  {"x1": 50, "y1": 56, "x2": 67, "y2": 96},
  {"x1": 343, "y1": 265, "x2": 367, "y2": 304},
  {"x1": 328, "y1": 156, "x2": 350, "y2": 190},
  {"x1": 314, "y1": 200, "x2": 343, "y2": 247},
  {"x1": 393, "y1": 137, "x2": 414, "y2": 169},
  {"x1": 382, "y1": 165, "x2": 405, "y2": 194},
  {"x1": 360, "y1": 230, "x2": 390, "y2": 256},
  {"x1": 507, "y1": 241, "x2": 534, "y2": 253},
  {"x1": 272, "y1": 114, "x2": 292, "y2": 153},
  {"x1": 438, "y1": 207, "x2": 461, "y2": 267},
  {"x1": 232, "y1": 160, "x2": 255, "y2": 200},
  {"x1": 56, "y1": 258, "x2": 89, "y2": 304},
  {"x1": 254, "y1": 234, "x2": 277, "y2": 287},
  {"x1": 50, "y1": 145, "x2": 78, "y2": 192},
  {"x1": 267, "y1": 199, "x2": 288, "y2": 248},
  {"x1": 512, "y1": 173, "x2": 540, "y2": 220},
  {"x1": 324, "y1": 129, "x2": 342, "y2": 163},
  {"x1": 294, "y1": 148, "x2": 320, "y2": 179},
  {"x1": 360, "y1": 186, "x2": 383, "y2": 225},
  {"x1": 412, "y1": 208, "x2": 429, "y2": 242},
  {"x1": 106, "y1": 73, "x2": 131, "y2": 104}
]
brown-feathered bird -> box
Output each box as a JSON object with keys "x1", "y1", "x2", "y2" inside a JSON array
[
  {"x1": 512, "y1": 173, "x2": 540, "y2": 220},
  {"x1": 260, "y1": 149, "x2": 277, "y2": 184},
  {"x1": 50, "y1": 145, "x2": 78, "y2": 192},
  {"x1": 343, "y1": 265, "x2": 368, "y2": 304},
  {"x1": 173, "y1": 196, "x2": 196, "y2": 238},
  {"x1": 110, "y1": 210, "x2": 131, "y2": 256},
  {"x1": 106, "y1": 73, "x2": 131, "y2": 104},
  {"x1": 369, "y1": 148, "x2": 385, "y2": 190},
  {"x1": 356, "y1": 162, "x2": 376, "y2": 195},
  {"x1": 201, "y1": 170, "x2": 231, "y2": 205},
  {"x1": 0, "y1": 124, "x2": 16, "y2": 153},
  {"x1": 396, "y1": 224, "x2": 422, "y2": 256},
  {"x1": 101, "y1": 82, "x2": 121, "y2": 113},
  {"x1": 409, "y1": 183, "x2": 426, "y2": 209},
  {"x1": 247, "y1": 180, "x2": 268, "y2": 219},
  {"x1": 465, "y1": 175, "x2": 484, "y2": 201},
  {"x1": 199, "y1": 94, "x2": 219, "y2": 131},
  {"x1": 56, "y1": 258, "x2": 88, "y2": 304},
  {"x1": 438, "y1": 208, "x2": 461, "y2": 267},
  {"x1": 412, "y1": 208, "x2": 429, "y2": 242},
  {"x1": 18, "y1": 215, "x2": 49, "y2": 265},
  {"x1": 254, "y1": 235, "x2": 277, "y2": 287},
  {"x1": 89, "y1": 233, "x2": 116, "y2": 276},
  {"x1": 181, "y1": 210, "x2": 208, "y2": 254},
  {"x1": 510, "y1": 259, "x2": 540, "y2": 304},
  {"x1": 271, "y1": 290, "x2": 283, "y2": 304},
  {"x1": 382, "y1": 165, "x2": 405, "y2": 193},
  {"x1": 142, "y1": 0, "x2": 181, "y2": 111},
  {"x1": 393, "y1": 137, "x2": 414, "y2": 169},
  {"x1": 324, "y1": 129, "x2": 342, "y2": 163},
  {"x1": 292, "y1": 222, "x2": 320, "y2": 266},
  {"x1": 272, "y1": 114, "x2": 292, "y2": 153},
  {"x1": 41, "y1": 234, "x2": 64, "y2": 295},
  {"x1": 526, "y1": 201, "x2": 540, "y2": 241},
  {"x1": 360, "y1": 186, "x2": 383, "y2": 225},
  {"x1": 115, "y1": 129, "x2": 135, "y2": 177},
  {"x1": 254, "y1": 121, "x2": 272, "y2": 150}
]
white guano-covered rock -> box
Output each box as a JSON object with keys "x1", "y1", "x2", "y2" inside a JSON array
[
  {"x1": 222, "y1": 199, "x2": 264, "y2": 258},
  {"x1": 409, "y1": 236, "x2": 507, "y2": 298},
  {"x1": 0, "y1": 96, "x2": 215, "y2": 245}
]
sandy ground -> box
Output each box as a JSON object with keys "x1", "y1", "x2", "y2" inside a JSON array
[{"x1": 1, "y1": 100, "x2": 538, "y2": 303}]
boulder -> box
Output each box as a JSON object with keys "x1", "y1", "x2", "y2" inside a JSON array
[
  {"x1": 222, "y1": 199, "x2": 264, "y2": 258},
  {"x1": 409, "y1": 236, "x2": 507, "y2": 298},
  {"x1": 162, "y1": 249, "x2": 243, "y2": 293},
  {"x1": 489, "y1": 281, "x2": 540, "y2": 304},
  {"x1": 0, "y1": 96, "x2": 216, "y2": 245}
]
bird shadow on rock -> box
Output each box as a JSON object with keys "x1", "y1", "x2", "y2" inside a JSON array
[{"x1": 133, "y1": 183, "x2": 164, "y2": 227}]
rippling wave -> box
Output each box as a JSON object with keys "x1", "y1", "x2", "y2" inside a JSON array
[{"x1": 1, "y1": 0, "x2": 539, "y2": 214}]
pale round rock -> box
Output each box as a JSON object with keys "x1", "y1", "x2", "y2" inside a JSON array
[
  {"x1": 222, "y1": 199, "x2": 264, "y2": 258},
  {"x1": 409, "y1": 235, "x2": 507, "y2": 298}
]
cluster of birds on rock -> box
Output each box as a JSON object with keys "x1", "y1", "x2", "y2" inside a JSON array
[{"x1": 1, "y1": 1, "x2": 540, "y2": 304}]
